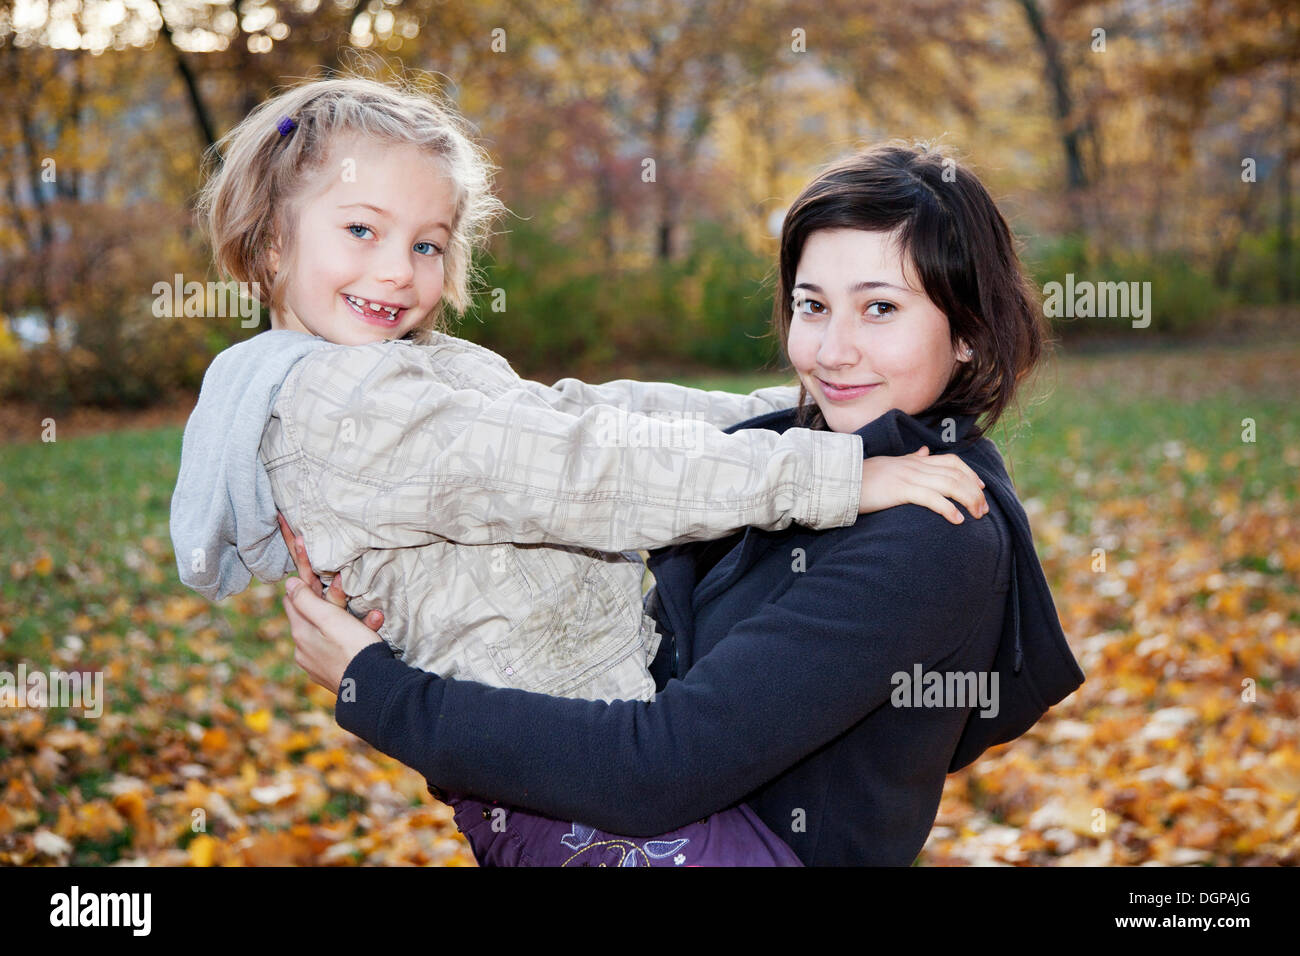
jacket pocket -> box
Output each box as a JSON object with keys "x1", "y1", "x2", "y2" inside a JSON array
[
  {"x1": 483, "y1": 546, "x2": 652, "y2": 701},
  {"x1": 397, "y1": 541, "x2": 535, "y2": 678}
]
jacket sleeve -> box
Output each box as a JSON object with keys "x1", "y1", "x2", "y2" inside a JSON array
[
  {"x1": 334, "y1": 505, "x2": 1004, "y2": 834},
  {"x1": 509, "y1": 376, "x2": 802, "y2": 430},
  {"x1": 278, "y1": 347, "x2": 862, "y2": 561}
]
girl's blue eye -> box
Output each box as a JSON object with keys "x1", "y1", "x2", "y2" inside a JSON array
[{"x1": 348, "y1": 224, "x2": 442, "y2": 256}]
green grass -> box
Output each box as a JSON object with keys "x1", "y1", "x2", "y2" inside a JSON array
[
  {"x1": 0, "y1": 425, "x2": 179, "y2": 572},
  {"x1": 0, "y1": 424, "x2": 277, "y2": 680},
  {"x1": 986, "y1": 359, "x2": 1298, "y2": 541},
  {"x1": 1, "y1": 427, "x2": 179, "y2": 664}
]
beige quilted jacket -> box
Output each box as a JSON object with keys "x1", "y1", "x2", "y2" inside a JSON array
[{"x1": 260, "y1": 332, "x2": 864, "y2": 702}]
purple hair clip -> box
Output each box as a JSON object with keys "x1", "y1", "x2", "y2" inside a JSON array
[{"x1": 276, "y1": 115, "x2": 297, "y2": 137}]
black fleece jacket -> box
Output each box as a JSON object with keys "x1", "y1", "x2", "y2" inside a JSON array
[{"x1": 334, "y1": 407, "x2": 1082, "y2": 865}]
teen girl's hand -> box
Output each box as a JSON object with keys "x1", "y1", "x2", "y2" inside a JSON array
[
  {"x1": 857, "y1": 447, "x2": 988, "y2": 525},
  {"x1": 276, "y1": 513, "x2": 385, "y2": 694}
]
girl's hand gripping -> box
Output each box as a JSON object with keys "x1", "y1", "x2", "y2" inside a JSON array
[{"x1": 857, "y1": 447, "x2": 988, "y2": 525}]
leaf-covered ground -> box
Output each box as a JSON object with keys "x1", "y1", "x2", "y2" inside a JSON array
[
  {"x1": 928, "y1": 343, "x2": 1300, "y2": 865},
  {"x1": 1, "y1": 341, "x2": 1296, "y2": 865}
]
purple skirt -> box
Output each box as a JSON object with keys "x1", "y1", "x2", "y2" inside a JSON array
[{"x1": 443, "y1": 793, "x2": 803, "y2": 867}]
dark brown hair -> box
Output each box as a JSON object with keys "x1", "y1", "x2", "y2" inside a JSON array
[{"x1": 773, "y1": 142, "x2": 1050, "y2": 440}]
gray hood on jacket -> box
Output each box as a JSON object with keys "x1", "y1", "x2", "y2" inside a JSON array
[{"x1": 169, "y1": 330, "x2": 331, "y2": 601}]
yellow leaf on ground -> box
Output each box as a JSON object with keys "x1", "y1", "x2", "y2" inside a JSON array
[{"x1": 189, "y1": 834, "x2": 217, "y2": 867}]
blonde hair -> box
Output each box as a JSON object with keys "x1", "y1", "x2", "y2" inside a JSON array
[{"x1": 196, "y1": 68, "x2": 503, "y2": 340}]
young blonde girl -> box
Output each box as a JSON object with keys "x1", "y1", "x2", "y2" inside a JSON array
[{"x1": 170, "y1": 73, "x2": 989, "y2": 864}]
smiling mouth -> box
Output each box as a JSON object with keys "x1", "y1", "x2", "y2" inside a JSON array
[
  {"x1": 818, "y1": 377, "x2": 882, "y2": 393},
  {"x1": 343, "y1": 293, "x2": 408, "y2": 322}
]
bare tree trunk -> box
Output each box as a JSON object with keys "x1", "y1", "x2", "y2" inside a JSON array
[
  {"x1": 596, "y1": 160, "x2": 617, "y2": 269},
  {"x1": 0, "y1": 171, "x2": 27, "y2": 326},
  {"x1": 650, "y1": 77, "x2": 720, "y2": 261},
  {"x1": 0, "y1": 45, "x2": 32, "y2": 256},
  {"x1": 1213, "y1": 191, "x2": 1262, "y2": 288},
  {"x1": 648, "y1": 74, "x2": 672, "y2": 261},
  {"x1": 16, "y1": 102, "x2": 57, "y2": 342},
  {"x1": 57, "y1": 48, "x2": 83, "y2": 200},
  {"x1": 1279, "y1": 59, "x2": 1294, "y2": 302},
  {"x1": 231, "y1": 0, "x2": 265, "y2": 119},
  {"x1": 1017, "y1": 0, "x2": 1088, "y2": 237},
  {"x1": 152, "y1": 0, "x2": 219, "y2": 155}
]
